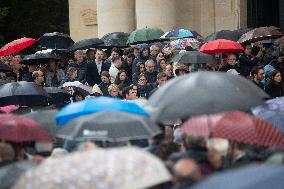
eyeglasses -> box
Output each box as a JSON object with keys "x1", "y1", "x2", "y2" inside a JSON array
[{"x1": 139, "y1": 78, "x2": 146, "y2": 81}]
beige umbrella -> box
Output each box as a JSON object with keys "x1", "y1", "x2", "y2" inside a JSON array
[{"x1": 13, "y1": 147, "x2": 171, "y2": 189}]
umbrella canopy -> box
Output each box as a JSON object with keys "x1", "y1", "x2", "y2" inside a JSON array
[
  {"x1": 56, "y1": 111, "x2": 161, "y2": 142},
  {"x1": 205, "y1": 30, "x2": 243, "y2": 42},
  {"x1": 193, "y1": 164, "x2": 284, "y2": 189},
  {"x1": 68, "y1": 38, "x2": 104, "y2": 52},
  {"x1": 127, "y1": 28, "x2": 164, "y2": 44},
  {"x1": 145, "y1": 71, "x2": 269, "y2": 124},
  {"x1": 0, "y1": 114, "x2": 52, "y2": 142},
  {"x1": 62, "y1": 81, "x2": 92, "y2": 96},
  {"x1": 171, "y1": 51, "x2": 216, "y2": 64},
  {"x1": 14, "y1": 147, "x2": 171, "y2": 189},
  {"x1": 252, "y1": 97, "x2": 284, "y2": 133},
  {"x1": 200, "y1": 39, "x2": 244, "y2": 54},
  {"x1": 0, "y1": 64, "x2": 12, "y2": 72},
  {"x1": 0, "y1": 161, "x2": 37, "y2": 189},
  {"x1": 44, "y1": 87, "x2": 71, "y2": 105},
  {"x1": 0, "y1": 81, "x2": 50, "y2": 107},
  {"x1": 101, "y1": 32, "x2": 130, "y2": 47},
  {"x1": 24, "y1": 110, "x2": 58, "y2": 137},
  {"x1": 180, "y1": 111, "x2": 284, "y2": 149},
  {"x1": 160, "y1": 29, "x2": 202, "y2": 40},
  {"x1": 168, "y1": 38, "x2": 203, "y2": 50},
  {"x1": 37, "y1": 32, "x2": 74, "y2": 50},
  {"x1": 56, "y1": 96, "x2": 149, "y2": 125},
  {"x1": 238, "y1": 26, "x2": 283, "y2": 44},
  {"x1": 0, "y1": 38, "x2": 37, "y2": 56},
  {"x1": 21, "y1": 49, "x2": 61, "y2": 65}
]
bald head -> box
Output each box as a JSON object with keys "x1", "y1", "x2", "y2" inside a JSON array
[{"x1": 173, "y1": 159, "x2": 202, "y2": 182}]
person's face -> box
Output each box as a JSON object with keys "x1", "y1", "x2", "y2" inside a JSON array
[
  {"x1": 131, "y1": 85, "x2": 138, "y2": 93},
  {"x1": 115, "y1": 59, "x2": 123, "y2": 68},
  {"x1": 127, "y1": 89, "x2": 137, "y2": 100},
  {"x1": 273, "y1": 72, "x2": 282, "y2": 83},
  {"x1": 146, "y1": 61, "x2": 155, "y2": 73},
  {"x1": 75, "y1": 52, "x2": 84, "y2": 63},
  {"x1": 127, "y1": 56, "x2": 134, "y2": 63},
  {"x1": 119, "y1": 72, "x2": 126, "y2": 81},
  {"x1": 151, "y1": 47, "x2": 159, "y2": 56},
  {"x1": 75, "y1": 95, "x2": 83, "y2": 101},
  {"x1": 49, "y1": 61, "x2": 56, "y2": 70},
  {"x1": 133, "y1": 49, "x2": 140, "y2": 57},
  {"x1": 95, "y1": 50, "x2": 104, "y2": 61},
  {"x1": 68, "y1": 58, "x2": 75, "y2": 65},
  {"x1": 142, "y1": 49, "x2": 149, "y2": 57},
  {"x1": 165, "y1": 65, "x2": 173, "y2": 76},
  {"x1": 244, "y1": 45, "x2": 252, "y2": 55},
  {"x1": 88, "y1": 51, "x2": 95, "y2": 60},
  {"x1": 157, "y1": 76, "x2": 167, "y2": 86},
  {"x1": 111, "y1": 51, "x2": 119, "y2": 57},
  {"x1": 37, "y1": 71, "x2": 45, "y2": 83},
  {"x1": 227, "y1": 55, "x2": 237, "y2": 65},
  {"x1": 0, "y1": 56, "x2": 6, "y2": 63},
  {"x1": 139, "y1": 64, "x2": 145, "y2": 73},
  {"x1": 70, "y1": 71, "x2": 77, "y2": 80},
  {"x1": 12, "y1": 55, "x2": 22, "y2": 64},
  {"x1": 256, "y1": 69, "x2": 264, "y2": 81},
  {"x1": 157, "y1": 52, "x2": 164, "y2": 60},
  {"x1": 159, "y1": 60, "x2": 167, "y2": 70},
  {"x1": 110, "y1": 88, "x2": 119, "y2": 97},
  {"x1": 138, "y1": 76, "x2": 147, "y2": 85},
  {"x1": 101, "y1": 75, "x2": 109, "y2": 83}
]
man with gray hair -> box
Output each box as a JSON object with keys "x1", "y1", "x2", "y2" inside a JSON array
[{"x1": 70, "y1": 50, "x2": 87, "y2": 83}]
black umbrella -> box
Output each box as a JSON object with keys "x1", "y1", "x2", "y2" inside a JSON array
[
  {"x1": 56, "y1": 111, "x2": 162, "y2": 142},
  {"x1": 145, "y1": 71, "x2": 269, "y2": 124},
  {"x1": 0, "y1": 81, "x2": 51, "y2": 106},
  {"x1": 21, "y1": 50, "x2": 61, "y2": 65},
  {"x1": 11, "y1": 106, "x2": 55, "y2": 115},
  {"x1": 0, "y1": 161, "x2": 37, "y2": 189},
  {"x1": 171, "y1": 51, "x2": 216, "y2": 64},
  {"x1": 0, "y1": 64, "x2": 12, "y2": 72},
  {"x1": 100, "y1": 32, "x2": 130, "y2": 48},
  {"x1": 37, "y1": 32, "x2": 74, "y2": 50},
  {"x1": 205, "y1": 30, "x2": 241, "y2": 42},
  {"x1": 24, "y1": 110, "x2": 58, "y2": 137},
  {"x1": 68, "y1": 38, "x2": 104, "y2": 52},
  {"x1": 44, "y1": 87, "x2": 71, "y2": 105}
]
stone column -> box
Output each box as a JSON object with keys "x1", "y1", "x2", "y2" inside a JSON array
[
  {"x1": 135, "y1": 0, "x2": 176, "y2": 31},
  {"x1": 69, "y1": 0, "x2": 98, "y2": 42},
  {"x1": 200, "y1": 0, "x2": 216, "y2": 37},
  {"x1": 97, "y1": 0, "x2": 135, "y2": 37}
]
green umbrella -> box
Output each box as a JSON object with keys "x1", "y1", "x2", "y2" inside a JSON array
[{"x1": 127, "y1": 28, "x2": 164, "y2": 44}]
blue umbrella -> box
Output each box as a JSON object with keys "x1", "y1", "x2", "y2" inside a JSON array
[
  {"x1": 193, "y1": 164, "x2": 284, "y2": 189},
  {"x1": 252, "y1": 97, "x2": 284, "y2": 133},
  {"x1": 160, "y1": 29, "x2": 202, "y2": 40},
  {"x1": 55, "y1": 97, "x2": 149, "y2": 125}
]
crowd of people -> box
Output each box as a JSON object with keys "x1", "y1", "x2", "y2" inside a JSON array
[{"x1": 0, "y1": 34, "x2": 284, "y2": 189}]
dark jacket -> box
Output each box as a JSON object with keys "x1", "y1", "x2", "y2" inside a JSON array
[
  {"x1": 138, "y1": 84, "x2": 153, "y2": 98},
  {"x1": 132, "y1": 56, "x2": 149, "y2": 75},
  {"x1": 144, "y1": 71, "x2": 158, "y2": 84},
  {"x1": 265, "y1": 82, "x2": 284, "y2": 98},
  {"x1": 218, "y1": 64, "x2": 238, "y2": 72},
  {"x1": 85, "y1": 62, "x2": 109, "y2": 86},
  {"x1": 98, "y1": 82, "x2": 110, "y2": 96},
  {"x1": 69, "y1": 61, "x2": 88, "y2": 83},
  {"x1": 238, "y1": 53, "x2": 261, "y2": 77}
]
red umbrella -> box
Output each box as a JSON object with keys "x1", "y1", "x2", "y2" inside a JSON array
[
  {"x1": 0, "y1": 37, "x2": 37, "y2": 56},
  {"x1": 180, "y1": 111, "x2": 284, "y2": 149},
  {"x1": 199, "y1": 39, "x2": 244, "y2": 54},
  {"x1": 0, "y1": 114, "x2": 52, "y2": 142}
]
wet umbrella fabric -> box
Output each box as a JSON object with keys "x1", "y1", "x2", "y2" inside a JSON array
[
  {"x1": 200, "y1": 39, "x2": 244, "y2": 54},
  {"x1": 68, "y1": 38, "x2": 104, "y2": 52},
  {"x1": 21, "y1": 49, "x2": 61, "y2": 65},
  {"x1": 145, "y1": 72, "x2": 269, "y2": 124},
  {"x1": 180, "y1": 111, "x2": 284, "y2": 149},
  {"x1": 62, "y1": 81, "x2": 93, "y2": 96},
  {"x1": 24, "y1": 110, "x2": 58, "y2": 137},
  {"x1": 160, "y1": 29, "x2": 202, "y2": 40},
  {"x1": 0, "y1": 161, "x2": 37, "y2": 189},
  {"x1": 0, "y1": 81, "x2": 50, "y2": 107},
  {"x1": 14, "y1": 147, "x2": 171, "y2": 189},
  {"x1": 56, "y1": 97, "x2": 149, "y2": 125},
  {"x1": 37, "y1": 32, "x2": 74, "y2": 50},
  {"x1": 0, "y1": 38, "x2": 37, "y2": 56},
  {"x1": 56, "y1": 111, "x2": 161, "y2": 142},
  {"x1": 192, "y1": 164, "x2": 284, "y2": 189},
  {"x1": 171, "y1": 51, "x2": 216, "y2": 64},
  {"x1": 0, "y1": 114, "x2": 52, "y2": 142},
  {"x1": 252, "y1": 97, "x2": 284, "y2": 133},
  {"x1": 238, "y1": 26, "x2": 283, "y2": 44},
  {"x1": 127, "y1": 28, "x2": 164, "y2": 44},
  {"x1": 101, "y1": 32, "x2": 130, "y2": 47},
  {"x1": 44, "y1": 87, "x2": 71, "y2": 105},
  {"x1": 205, "y1": 30, "x2": 243, "y2": 42}
]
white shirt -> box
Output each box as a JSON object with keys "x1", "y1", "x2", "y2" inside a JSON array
[
  {"x1": 96, "y1": 60, "x2": 103, "y2": 74},
  {"x1": 109, "y1": 64, "x2": 119, "y2": 83}
]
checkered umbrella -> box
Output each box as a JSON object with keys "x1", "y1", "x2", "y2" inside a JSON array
[{"x1": 180, "y1": 111, "x2": 284, "y2": 149}]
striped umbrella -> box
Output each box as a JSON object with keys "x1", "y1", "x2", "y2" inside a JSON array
[{"x1": 180, "y1": 111, "x2": 284, "y2": 149}]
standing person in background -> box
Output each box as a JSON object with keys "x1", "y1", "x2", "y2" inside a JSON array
[
  {"x1": 114, "y1": 70, "x2": 131, "y2": 89},
  {"x1": 98, "y1": 71, "x2": 111, "y2": 96},
  {"x1": 109, "y1": 56, "x2": 123, "y2": 83},
  {"x1": 32, "y1": 71, "x2": 45, "y2": 86},
  {"x1": 265, "y1": 70, "x2": 284, "y2": 98},
  {"x1": 71, "y1": 50, "x2": 87, "y2": 83},
  {"x1": 86, "y1": 49, "x2": 96, "y2": 64},
  {"x1": 45, "y1": 60, "x2": 65, "y2": 87}
]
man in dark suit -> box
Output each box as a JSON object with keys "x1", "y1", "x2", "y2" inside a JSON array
[{"x1": 86, "y1": 49, "x2": 109, "y2": 86}]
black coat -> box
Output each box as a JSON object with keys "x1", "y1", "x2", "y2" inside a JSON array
[
  {"x1": 85, "y1": 62, "x2": 109, "y2": 86},
  {"x1": 238, "y1": 53, "x2": 260, "y2": 77},
  {"x1": 265, "y1": 82, "x2": 284, "y2": 98}
]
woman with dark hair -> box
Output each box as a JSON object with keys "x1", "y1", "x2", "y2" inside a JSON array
[
  {"x1": 132, "y1": 62, "x2": 145, "y2": 84},
  {"x1": 72, "y1": 90, "x2": 85, "y2": 102},
  {"x1": 114, "y1": 70, "x2": 131, "y2": 88},
  {"x1": 158, "y1": 58, "x2": 168, "y2": 72},
  {"x1": 265, "y1": 70, "x2": 284, "y2": 98},
  {"x1": 137, "y1": 73, "x2": 153, "y2": 99}
]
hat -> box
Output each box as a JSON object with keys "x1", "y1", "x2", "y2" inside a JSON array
[{"x1": 227, "y1": 69, "x2": 240, "y2": 75}]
